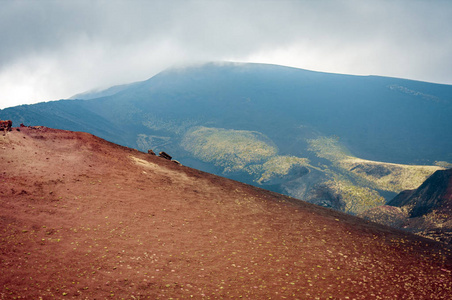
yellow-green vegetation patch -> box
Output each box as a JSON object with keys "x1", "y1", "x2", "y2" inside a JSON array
[
  {"x1": 326, "y1": 178, "x2": 386, "y2": 214},
  {"x1": 307, "y1": 136, "x2": 351, "y2": 161},
  {"x1": 182, "y1": 127, "x2": 278, "y2": 172},
  {"x1": 434, "y1": 161, "x2": 452, "y2": 168},
  {"x1": 340, "y1": 158, "x2": 443, "y2": 193},
  {"x1": 308, "y1": 136, "x2": 442, "y2": 193},
  {"x1": 256, "y1": 156, "x2": 310, "y2": 184}
]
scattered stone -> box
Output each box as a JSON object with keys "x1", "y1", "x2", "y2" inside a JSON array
[
  {"x1": 159, "y1": 151, "x2": 172, "y2": 160},
  {"x1": 0, "y1": 120, "x2": 12, "y2": 134}
]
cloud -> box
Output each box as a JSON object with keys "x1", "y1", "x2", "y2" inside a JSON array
[{"x1": 0, "y1": 0, "x2": 451, "y2": 109}]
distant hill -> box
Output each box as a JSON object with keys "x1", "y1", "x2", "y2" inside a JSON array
[
  {"x1": 1, "y1": 62, "x2": 451, "y2": 214},
  {"x1": 389, "y1": 168, "x2": 452, "y2": 217},
  {"x1": 360, "y1": 168, "x2": 452, "y2": 243},
  {"x1": 1, "y1": 127, "x2": 451, "y2": 298}
]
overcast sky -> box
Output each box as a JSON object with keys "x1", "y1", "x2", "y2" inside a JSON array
[{"x1": 1, "y1": 0, "x2": 451, "y2": 109}]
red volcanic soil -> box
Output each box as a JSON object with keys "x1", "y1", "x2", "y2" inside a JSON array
[{"x1": 1, "y1": 127, "x2": 451, "y2": 299}]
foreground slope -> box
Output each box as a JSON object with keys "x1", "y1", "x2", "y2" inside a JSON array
[{"x1": 1, "y1": 127, "x2": 451, "y2": 299}]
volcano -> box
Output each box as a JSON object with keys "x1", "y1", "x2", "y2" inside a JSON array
[{"x1": 1, "y1": 62, "x2": 451, "y2": 217}]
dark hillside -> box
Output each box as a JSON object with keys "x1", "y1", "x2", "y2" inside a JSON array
[
  {"x1": 361, "y1": 169, "x2": 452, "y2": 243},
  {"x1": 388, "y1": 168, "x2": 452, "y2": 217}
]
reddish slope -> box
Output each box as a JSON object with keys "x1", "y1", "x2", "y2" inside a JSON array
[{"x1": 1, "y1": 127, "x2": 451, "y2": 299}]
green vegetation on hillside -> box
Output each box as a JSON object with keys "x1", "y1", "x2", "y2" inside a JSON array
[
  {"x1": 435, "y1": 161, "x2": 452, "y2": 168},
  {"x1": 307, "y1": 137, "x2": 442, "y2": 193},
  {"x1": 325, "y1": 177, "x2": 386, "y2": 214},
  {"x1": 307, "y1": 136, "x2": 351, "y2": 161},
  {"x1": 182, "y1": 130, "x2": 441, "y2": 215},
  {"x1": 256, "y1": 156, "x2": 310, "y2": 184},
  {"x1": 340, "y1": 158, "x2": 442, "y2": 192},
  {"x1": 182, "y1": 127, "x2": 312, "y2": 186},
  {"x1": 181, "y1": 127, "x2": 278, "y2": 172},
  {"x1": 306, "y1": 136, "x2": 441, "y2": 213}
]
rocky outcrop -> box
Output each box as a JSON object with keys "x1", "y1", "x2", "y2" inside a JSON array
[
  {"x1": 158, "y1": 151, "x2": 172, "y2": 160},
  {"x1": 0, "y1": 120, "x2": 12, "y2": 131},
  {"x1": 388, "y1": 168, "x2": 452, "y2": 217},
  {"x1": 361, "y1": 169, "x2": 452, "y2": 244}
]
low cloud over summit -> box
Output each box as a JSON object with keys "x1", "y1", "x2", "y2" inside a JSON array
[{"x1": 1, "y1": 0, "x2": 452, "y2": 109}]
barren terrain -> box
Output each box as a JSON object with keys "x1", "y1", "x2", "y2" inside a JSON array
[{"x1": 1, "y1": 127, "x2": 451, "y2": 299}]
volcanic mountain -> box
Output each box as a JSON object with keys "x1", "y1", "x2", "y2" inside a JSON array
[
  {"x1": 1, "y1": 62, "x2": 451, "y2": 217},
  {"x1": 1, "y1": 126, "x2": 451, "y2": 299}
]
